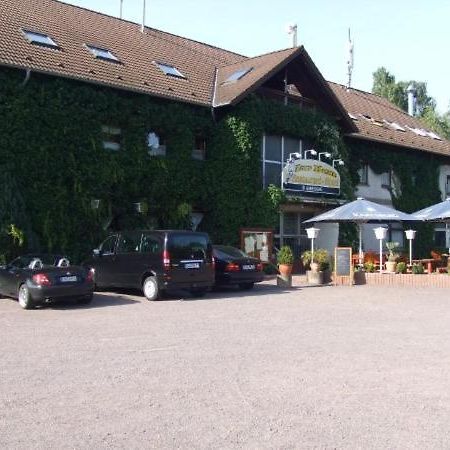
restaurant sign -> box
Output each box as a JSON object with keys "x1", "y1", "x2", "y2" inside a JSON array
[{"x1": 282, "y1": 159, "x2": 340, "y2": 195}]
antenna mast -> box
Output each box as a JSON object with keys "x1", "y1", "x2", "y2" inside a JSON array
[
  {"x1": 141, "y1": 0, "x2": 146, "y2": 33},
  {"x1": 346, "y1": 28, "x2": 354, "y2": 90},
  {"x1": 119, "y1": 0, "x2": 123, "y2": 19},
  {"x1": 286, "y1": 24, "x2": 298, "y2": 48}
]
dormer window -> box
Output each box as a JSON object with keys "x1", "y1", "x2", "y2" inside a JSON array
[
  {"x1": 86, "y1": 45, "x2": 119, "y2": 62},
  {"x1": 155, "y1": 62, "x2": 186, "y2": 79},
  {"x1": 22, "y1": 29, "x2": 58, "y2": 48},
  {"x1": 223, "y1": 67, "x2": 252, "y2": 83}
]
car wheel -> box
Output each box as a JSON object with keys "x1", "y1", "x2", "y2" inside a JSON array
[
  {"x1": 77, "y1": 294, "x2": 93, "y2": 305},
  {"x1": 143, "y1": 277, "x2": 160, "y2": 301},
  {"x1": 18, "y1": 284, "x2": 34, "y2": 310},
  {"x1": 239, "y1": 282, "x2": 254, "y2": 290},
  {"x1": 190, "y1": 288, "x2": 207, "y2": 298}
]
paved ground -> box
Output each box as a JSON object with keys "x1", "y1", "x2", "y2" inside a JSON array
[{"x1": 1, "y1": 282, "x2": 450, "y2": 449}]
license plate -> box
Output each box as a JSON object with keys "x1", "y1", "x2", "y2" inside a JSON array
[
  {"x1": 242, "y1": 264, "x2": 255, "y2": 270},
  {"x1": 184, "y1": 263, "x2": 200, "y2": 269},
  {"x1": 60, "y1": 276, "x2": 77, "y2": 282}
]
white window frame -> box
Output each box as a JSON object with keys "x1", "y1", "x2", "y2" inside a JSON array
[
  {"x1": 22, "y1": 29, "x2": 58, "y2": 48},
  {"x1": 101, "y1": 125, "x2": 121, "y2": 151},
  {"x1": 86, "y1": 45, "x2": 119, "y2": 62}
]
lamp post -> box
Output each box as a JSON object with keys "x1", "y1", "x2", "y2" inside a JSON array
[
  {"x1": 306, "y1": 227, "x2": 320, "y2": 267},
  {"x1": 374, "y1": 227, "x2": 388, "y2": 273},
  {"x1": 405, "y1": 229, "x2": 416, "y2": 266},
  {"x1": 332, "y1": 159, "x2": 344, "y2": 168},
  {"x1": 304, "y1": 149, "x2": 317, "y2": 159},
  {"x1": 318, "y1": 152, "x2": 331, "y2": 161}
]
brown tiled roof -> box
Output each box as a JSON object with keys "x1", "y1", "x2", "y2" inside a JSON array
[
  {"x1": 0, "y1": 0, "x2": 245, "y2": 106},
  {"x1": 329, "y1": 82, "x2": 450, "y2": 157},
  {"x1": 214, "y1": 47, "x2": 300, "y2": 106}
]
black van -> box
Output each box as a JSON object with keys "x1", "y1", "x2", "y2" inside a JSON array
[{"x1": 85, "y1": 230, "x2": 215, "y2": 300}]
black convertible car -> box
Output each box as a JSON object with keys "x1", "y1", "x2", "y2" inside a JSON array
[
  {"x1": 213, "y1": 245, "x2": 264, "y2": 290},
  {"x1": 0, "y1": 254, "x2": 94, "y2": 309}
]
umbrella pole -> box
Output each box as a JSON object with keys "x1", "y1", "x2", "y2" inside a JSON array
[
  {"x1": 358, "y1": 223, "x2": 363, "y2": 266},
  {"x1": 447, "y1": 223, "x2": 449, "y2": 255}
]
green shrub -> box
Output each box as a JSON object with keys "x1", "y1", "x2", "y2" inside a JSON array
[
  {"x1": 412, "y1": 263, "x2": 424, "y2": 274},
  {"x1": 396, "y1": 261, "x2": 407, "y2": 274},
  {"x1": 277, "y1": 246, "x2": 294, "y2": 265},
  {"x1": 301, "y1": 249, "x2": 330, "y2": 271},
  {"x1": 364, "y1": 262, "x2": 376, "y2": 273}
]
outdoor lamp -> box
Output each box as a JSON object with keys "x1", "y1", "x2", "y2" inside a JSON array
[
  {"x1": 333, "y1": 159, "x2": 345, "y2": 168},
  {"x1": 374, "y1": 227, "x2": 388, "y2": 273},
  {"x1": 405, "y1": 229, "x2": 416, "y2": 266},
  {"x1": 288, "y1": 152, "x2": 302, "y2": 162},
  {"x1": 304, "y1": 149, "x2": 317, "y2": 158},
  {"x1": 306, "y1": 227, "x2": 320, "y2": 267},
  {"x1": 318, "y1": 152, "x2": 331, "y2": 161}
]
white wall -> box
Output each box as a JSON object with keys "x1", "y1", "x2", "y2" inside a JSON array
[
  {"x1": 438, "y1": 165, "x2": 450, "y2": 200},
  {"x1": 355, "y1": 166, "x2": 393, "y2": 206}
]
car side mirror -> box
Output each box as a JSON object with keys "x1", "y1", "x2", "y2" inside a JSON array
[{"x1": 93, "y1": 248, "x2": 101, "y2": 257}]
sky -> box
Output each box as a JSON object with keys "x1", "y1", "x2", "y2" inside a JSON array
[{"x1": 62, "y1": 0, "x2": 449, "y2": 113}]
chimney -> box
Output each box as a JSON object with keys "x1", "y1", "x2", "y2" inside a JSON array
[{"x1": 407, "y1": 84, "x2": 416, "y2": 116}]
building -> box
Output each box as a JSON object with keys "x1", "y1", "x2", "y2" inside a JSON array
[{"x1": 1, "y1": 0, "x2": 449, "y2": 261}]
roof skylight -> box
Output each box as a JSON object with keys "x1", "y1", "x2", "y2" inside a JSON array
[
  {"x1": 86, "y1": 45, "x2": 119, "y2": 62},
  {"x1": 426, "y1": 130, "x2": 442, "y2": 140},
  {"x1": 155, "y1": 62, "x2": 186, "y2": 79},
  {"x1": 383, "y1": 120, "x2": 406, "y2": 132},
  {"x1": 224, "y1": 67, "x2": 253, "y2": 83},
  {"x1": 22, "y1": 29, "x2": 58, "y2": 48}
]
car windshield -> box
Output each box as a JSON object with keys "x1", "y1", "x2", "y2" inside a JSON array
[{"x1": 213, "y1": 246, "x2": 249, "y2": 259}]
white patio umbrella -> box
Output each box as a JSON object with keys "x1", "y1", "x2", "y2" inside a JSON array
[
  {"x1": 413, "y1": 197, "x2": 450, "y2": 254},
  {"x1": 303, "y1": 197, "x2": 415, "y2": 264}
]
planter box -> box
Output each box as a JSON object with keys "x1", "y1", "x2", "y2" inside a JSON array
[
  {"x1": 306, "y1": 270, "x2": 324, "y2": 284},
  {"x1": 363, "y1": 272, "x2": 450, "y2": 288}
]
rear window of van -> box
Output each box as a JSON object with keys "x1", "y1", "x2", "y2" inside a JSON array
[{"x1": 168, "y1": 234, "x2": 210, "y2": 261}]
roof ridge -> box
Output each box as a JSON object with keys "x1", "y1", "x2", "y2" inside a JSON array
[{"x1": 56, "y1": 0, "x2": 246, "y2": 60}]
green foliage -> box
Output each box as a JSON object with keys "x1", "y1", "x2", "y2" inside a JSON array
[
  {"x1": 396, "y1": 261, "x2": 407, "y2": 274},
  {"x1": 301, "y1": 248, "x2": 330, "y2": 271},
  {"x1": 412, "y1": 263, "x2": 425, "y2": 274},
  {"x1": 277, "y1": 245, "x2": 294, "y2": 265},
  {"x1": 263, "y1": 262, "x2": 279, "y2": 275},
  {"x1": 386, "y1": 241, "x2": 400, "y2": 262},
  {"x1": 364, "y1": 262, "x2": 376, "y2": 273},
  {"x1": 0, "y1": 224, "x2": 24, "y2": 264}
]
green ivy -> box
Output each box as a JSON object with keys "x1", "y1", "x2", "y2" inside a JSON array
[{"x1": 0, "y1": 67, "x2": 349, "y2": 261}]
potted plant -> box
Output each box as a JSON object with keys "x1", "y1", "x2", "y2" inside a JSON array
[
  {"x1": 385, "y1": 241, "x2": 399, "y2": 272},
  {"x1": 277, "y1": 245, "x2": 294, "y2": 277},
  {"x1": 396, "y1": 261, "x2": 407, "y2": 274},
  {"x1": 301, "y1": 249, "x2": 330, "y2": 284}
]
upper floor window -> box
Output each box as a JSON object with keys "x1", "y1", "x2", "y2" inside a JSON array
[
  {"x1": 381, "y1": 170, "x2": 392, "y2": 189},
  {"x1": 192, "y1": 136, "x2": 206, "y2": 160},
  {"x1": 22, "y1": 29, "x2": 58, "y2": 48},
  {"x1": 86, "y1": 45, "x2": 119, "y2": 62},
  {"x1": 357, "y1": 164, "x2": 369, "y2": 185},
  {"x1": 155, "y1": 62, "x2": 186, "y2": 79},
  {"x1": 101, "y1": 125, "x2": 121, "y2": 151},
  {"x1": 147, "y1": 131, "x2": 166, "y2": 156}
]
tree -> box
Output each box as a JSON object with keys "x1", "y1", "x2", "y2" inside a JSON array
[{"x1": 372, "y1": 67, "x2": 450, "y2": 139}]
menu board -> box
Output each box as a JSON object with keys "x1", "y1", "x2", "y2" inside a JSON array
[
  {"x1": 240, "y1": 228, "x2": 273, "y2": 263},
  {"x1": 334, "y1": 247, "x2": 352, "y2": 277}
]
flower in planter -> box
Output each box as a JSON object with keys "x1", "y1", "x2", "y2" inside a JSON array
[
  {"x1": 396, "y1": 262, "x2": 407, "y2": 274},
  {"x1": 385, "y1": 241, "x2": 400, "y2": 262},
  {"x1": 301, "y1": 249, "x2": 330, "y2": 271}
]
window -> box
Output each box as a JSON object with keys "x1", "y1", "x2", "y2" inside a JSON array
[
  {"x1": 140, "y1": 234, "x2": 161, "y2": 254},
  {"x1": 86, "y1": 45, "x2": 119, "y2": 62},
  {"x1": 261, "y1": 135, "x2": 302, "y2": 189},
  {"x1": 147, "y1": 131, "x2": 166, "y2": 156},
  {"x1": 357, "y1": 164, "x2": 369, "y2": 185},
  {"x1": 22, "y1": 29, "x2": 58, "y2": 48},
  {"x1": 223, "y1": 67, "x2": 252, "y2": 83},
  {"x1": 192, "y1": 136, "x2": 206, "y2": 160},
  {"x1": 101, "y1": 126, "x2": 121, "y2": 151},
  {"x1": 117, "y1": 233, "x2": 140, "y2": 254},
  {"x1": 100, "y1": 236, "x2": 117, "y2": 255},
  {"x1": 446, "y1": 175, "x2": 450, "y2": 195},
  {"x1": 167, "y1": 234, "x2": 209, "y2": 262},
  {"x1": 434, "y1": 229, "x2": 447, "y2": 248},
  {"x1": 155, "y1": 62, "x2": 186, "y2": 79},
  {"x1": 381, "y1": 170, "x2": 392, "y2": 189}
]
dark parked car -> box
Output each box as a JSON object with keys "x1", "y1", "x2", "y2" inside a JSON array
[
  {"x1": 213, "y1": 245, "x2": 264, "y2": 290},
  {"x1": 0, "y1": 254, "x2": 94, "y2": 309},
  {"x1": 85, "y1": 230, "x2": 215, "y2": 301}
]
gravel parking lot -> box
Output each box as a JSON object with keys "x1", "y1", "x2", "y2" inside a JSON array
[{"x1": 1, "y1": 282, "x2": 450, "y2": 449}]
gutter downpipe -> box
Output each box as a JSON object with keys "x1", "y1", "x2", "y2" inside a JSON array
[{"x1": 22, "y1": 68, "x2": 31, "y2": 87}]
